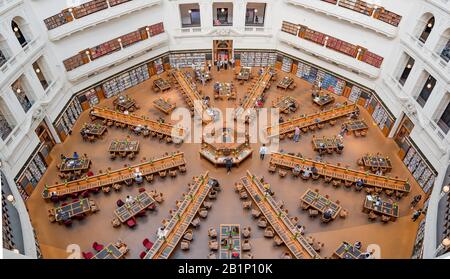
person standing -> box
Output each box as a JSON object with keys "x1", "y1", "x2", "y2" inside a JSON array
[
  {"x1": 201, "y1": 74, "x2": 206, "y2": 87},
  {"x1": 225, "y1": 157, "x2": 233, "y2": 174},
  {"x1": 216, "y1": 60, "x2": 220, "y2": 72},
  {"x1": 230, "y1": 58, "x2": 235, "y2": 69},
  {"x1": 412, "y1": 209, "x2": 423, "y2": 222},
  {"x1": 224, "y1": 59, "x2": 228, "y2": 70},
  {"x1": 259, "y1": 144, "x2": 268, "y2": 160},
  {"x1": 410, "y1": 194, "x2": 422, "y2": 209},
  {"x1": 208, "y1": 62, "x2": 212, "y2": 72},
  {"x1": 293, "y1": 126, "x2": 301, "y2": 142}
]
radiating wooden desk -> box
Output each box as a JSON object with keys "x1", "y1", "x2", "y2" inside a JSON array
[
  {"x1": 114, "y1": 192, "x2": 155, "y2": 223},
  {"x1": 54, "y1": 198, "x2": 91, "y2": 222},
  {"x1": 300, "y1": 189, "x2": 341, "y2": 220}
]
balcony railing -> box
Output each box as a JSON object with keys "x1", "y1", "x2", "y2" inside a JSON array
[
  {"x1": 47, "y1": 0, "x2": 161, "y2": 41},
  {"x1": 285, "y1": 0, "x2": 399, "y2": 38},
  {"x1": 0, "y1": 78, "x2": 61, "y2": 157},
  {"x1": 402, "y1": 33, "x2": 450, "y2": 82},
  {"x1": 172, "y1": 26, "x2": 273, "y2": 38},
  {"x1": 0, "y1": 37, "x2": 45, "y2": 89},
  {"x1": 66, "y1": 33, "x2": 168, "y2": 81},
  {"x1": 382, "y1": 75, "x2": 450, "y2": 147},
  {"x1": 0, "y1": 0, "x2": 22, "y2": 16},
  {"x1": 277, "y1": 31, "x2": 380, "y2": 79}
]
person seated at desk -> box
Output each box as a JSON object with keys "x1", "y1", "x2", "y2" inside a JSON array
[
  {"x1": 133, "y1": 168, "x2": 143, "y2": 184},
  {"x1": 311, "y1": 91, "x2": 319, "y2": 99},
  {"x1": 134, "y1": 125, "x2": 143, "y2": 134},
  {"x1": 258, "y1": 68, "x2": 264, "y2": 76},
  {"x1": 73, "y1": 152, "x2": 79, "y2": 159},
  {"x1": 279, "y1": 116, "x2": 284, "y2": 123},
  {"x1": 322, "y1": 208, "x2": 333, "y2": 220},
  {"x1": 123, "y1": 110, "x2": 129, "y2": 115},
  {"x1": 318, "y1": 142, "x2": 326, "y2": 153},
  {"x1": 302, "y1": 168, "x2": 312, "y2": 178},
  {"x1": 293, "y1": 165, "x2": 301, "y2": 176},
  {"x1": 158, "y1": 117, "x2": 165, "y2": 124},
  {"x1": 203, "y1": 96, "x2": 210, "y2": 106},
  {"x1": 375, "y1": 169, "x2": 383, "y2": 176},
  {"x1": 311, "y1": 165, "x2": 318, "y2": 175},
  {"x1": 354, "y1": 241, "x2": 362, "y2": 250},
  {"x1": 125, "y1": 195, "x2": 135, "y2": 204},
  {"x1": 157, "y1": 226, "x2": 167, "y2": 240},
  {"x1": 356, "y1": 178, "x2": 365, "y2": 188},
  {"x1": 337, "y1": 142, "x2": 344, "y2": 152}
]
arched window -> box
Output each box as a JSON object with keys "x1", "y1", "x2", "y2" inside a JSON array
[
  {"x1": 11, "y1": 77, "x2": 35, "y2": 113},
  {"x1": 0, "y1": 34, "x2": 11, "y2": 67},
  {"x1": 436, "y1": 28, "x2": 450, "y2": 63},
  {"x1": 11, "y1": 17, "x2": 32, "y2": 48},
  {"x1": 418, "y1": 15, "x2": 435, "y2": 44},
  {"x1": 0, "y1": 98, "x2": 15, "y2": 140}
]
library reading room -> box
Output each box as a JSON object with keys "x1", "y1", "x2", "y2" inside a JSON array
[{"x1": 1, "y1": 0, "x2": 450, "y2": 261}]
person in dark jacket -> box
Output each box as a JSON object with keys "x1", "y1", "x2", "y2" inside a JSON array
[{"x1": 225, "y1": 157, "x2": 233, "y2": 174}]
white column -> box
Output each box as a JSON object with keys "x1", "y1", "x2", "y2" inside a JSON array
[
  {"x1": 24, "y1": 66, "x2": 45, "y2": 98},
  {"x1": 200, "y1": 1, "x2": 213, "y2": 30},
  {"x1": 422, "y1": 83, "x2": 446, "y2": 120},
  {"x1": 3, "y1": 89, "x2": 26, "y2": 124},
  {"x1": 233, "y1": 0, "x2": 246, "y2": 29},
  {"x1": 0, "y1": 165, "x2": 38, "y2": 259}
]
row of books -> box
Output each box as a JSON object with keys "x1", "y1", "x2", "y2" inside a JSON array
[
  {"x1": 403, "y1": 145, "x2": 436, "y2": 193},
  {"x1": 0, "y1": 111, "x2": 13, "y2": 141},
  {"x1": 169, "y1": 52, "x2": 207, "y2": 68},
  {"x1": 102, "y1": 64, "x2": 150, "y2": 98},
  {"x1": 44, "y1": 0, "x2": 132, "y2": 30},
  {"x1": 239, "y1": 51, "x2": 277, "y2": 67},
  {"x1": 55, "y1": 97, "x2": 83, "y2": 139},
  {"x1": 320, "y1": 0, "x2": 402, "y2": 27},
  {"x1": 281, "y1": 21, "x2": 384, "y2": 69},
  {"x1": 63, "y1": 23, "x2": 165, "y2": 72}
]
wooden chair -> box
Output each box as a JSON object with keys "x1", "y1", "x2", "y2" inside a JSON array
[
  {"x1": 198, "y1": 208, "x2": 208, "y2": 218},
  {"x1": 381, "y1": 215, "x2": 391, "y2": 223},
  {"x1": 239, "y1": 190, "x2": 248, "y2": 199},
  {"x1": 208, "y1": 240, "x2": 219, "y2": 251},
  {"x1": 360, "y1": 130, "x2": 367, "y2": 137},
  {"x1": 203, "y1": 201, "x2": 213, "y2": 209},
  {"x1": 112, "y1": 183, "x2": 122, "y2": 192},
  {"x1": 183, "y1": 229, "x2": 194, "y2": 241},
  {"x1": 264, "y1": 227, "x2": 275, "y2": 238},
  {"x1": 242, "y1": 200, "x2": 252, "y2": 209},
  {"x1": 242, "y1": 226, "x2": 251, "y2": 238},
  {"x1": 159, "y1": 170, "x2": 167, "y2": 178},
  {"x1": 257, "y1": 217, "x2": 268, "y2": 228},
  {"x1": 274, "y1": 235, "x2": 283, "y2": 246},
  {"x1": 242, "y1": 240, "x2": 252, "y2": 251},
  {"x1": 308, "y1": 209, "x2": 319, "y2": 218},
  {"x1": 339, "y1": 209, "x2": 348, "y2": 219},
  {"x1": 111, "y1": 218, "x2": 121, "y2": 228},
  {"x1": 268, "y1": 164, "x2": 277, "y2": 173},
  {"x1": 180, "y1": 240, "x2": 190, "y2": 250},
  {"x1": 127, "y1": 153, "x2": 135, "y2": 160},
  {"x1": 368, "y1": 211, "x2": 378, "y2": 221},
  {"x1": 278, "y1": 169, "x2": 287, "y2": 177},
  {"x1": 251, "y1": 209, "x2": 261, "y2": 218},
  {"x1": 208, "y1": 228, "x2": 217, "y2": 239},
  {"x1": 145, "y1": 174, "x2": 154, "y2": 183}
]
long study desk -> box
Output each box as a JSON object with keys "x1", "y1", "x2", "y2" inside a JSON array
[
  {"x1": 171, "y1": 69, "x2": 212, "y2": 124},
  {"x1": 43, "y1": 152, "x2": 186, "y2": 199},
  {"x1": 90, "y1": 106, "x2": 186, "y2": 142},
  {"x1": 144, "y1": 172, "x2": 214, "y2": 259},
  {"x1": 235, "y1": 67, "x2": 274, "y2": 120},
  {"x1": 269, "y1": 153, "x2": 410, "y2": 194},
  {"x1": 239, "y1": 171, "x2": 320, "y2": 259},
  {"x1": 266, "y1": 103, "x2": 359, "y2": 137}
]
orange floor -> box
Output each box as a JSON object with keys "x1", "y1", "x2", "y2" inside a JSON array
[{"x1": 26, "y1": 66, "x2": 424, "y2": 259}]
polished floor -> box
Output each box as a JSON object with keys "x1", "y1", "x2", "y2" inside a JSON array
[{"x1": 27, "y1": 66, "x2": 425, "y2": 259}]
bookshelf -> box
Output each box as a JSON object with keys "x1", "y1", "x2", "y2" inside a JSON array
[
  {"x1": 102, "y1": 64, "x2": 149, "y2": 98},
  {"x1": 120, "y1": 30, "x2": 144, "y2": 48},
  {"x1": 148, "y1": 22, "x2": 165, "y2": 37},
  {"x1": 62, "y1": 23, "x2": 165, "y2": 72},
  {"x1": 239, "y1": 51, "x2": 276, "y2": 67},
  {"x1": 281, "y1": 21, "x2": 298, "y2": 36},
  {"x1": 90, "y1": 39, "x2": 121, "y2": 60},
  {"x1": 169, "y1": 52, "x2": 207, "y2": 68},
  {"x1": 375, "y1": 8, "x2": 402, "y2": 27},
  {"x1": 109, "y1": 0, "x2": 132, "y2": 7},
  {"x1": 338, "y1": 0, "x2": 373, "y2": 16},
  {"x1": 281, "y1": 57, "x2": 293, "y2": 72},
  {"x1": 360, "y1": 50, "x2": 384, "y2": 68},
  {"x1": 327, "y1": 37, "x2": 358, "y2": 58},
  {"x1": 303, "y1": 28, "x2": 326, "y2": 45},
  {"x1": 319, "y1": 0, "x2": 402, "y2": 27},
  {"x1": 73, "y1": 0, "x2": 109, "y2": 19},
  {"x1": 43, "y1": 0, "x2": 134, "y2": 30},
  {"x1": 43, "y1": 9, "x2": 73, "y2": 30}
]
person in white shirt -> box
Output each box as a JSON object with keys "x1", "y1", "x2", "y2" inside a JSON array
[
  {"x1": 259, "y1": 144, "x2": 268, "y2": 160},
  {"x1": 125, "y1": 195, "x2": 135, "y2": 204},
  {"x1": 133, "y1": 167, "x2": 143, "y2": 184}
]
